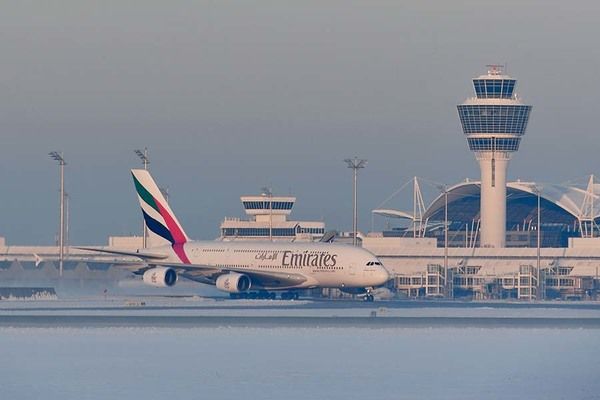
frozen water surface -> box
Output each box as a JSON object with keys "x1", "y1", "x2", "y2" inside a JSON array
[{"x1": 1, "y1": 325, "x2": 599, "y2": 400}]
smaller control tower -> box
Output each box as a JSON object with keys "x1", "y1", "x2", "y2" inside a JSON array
[
  {"x1": 457, "y1": 65, "x2": 532, "y2": 248},
  {"x1": 219, "y1": 194, "x2": 325, "y2": 241}
]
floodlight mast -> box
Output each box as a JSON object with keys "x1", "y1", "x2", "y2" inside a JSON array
[
  {"x1": 344, "y1": 157, "x2": 367, "y2": 246},
  {"x1": 49, "y1": 151, "x2": 66, "y2": 277},
  {"x1": 134, "y1": 148, "x2": 149, "y2": 248},
  {"x1": 444, "y1": 185, "x2": 449, "y2": 297},
  {"x1": 432, "y1": 181, "x2": 450, "y2": 297},
  {"x1": 535, "y1": 184, "x2": 542, "y2": 300}
]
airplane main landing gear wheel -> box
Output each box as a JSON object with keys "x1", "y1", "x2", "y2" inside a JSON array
[{"x1": 362, "y1": 287, "x2": 375, "y2": 302}]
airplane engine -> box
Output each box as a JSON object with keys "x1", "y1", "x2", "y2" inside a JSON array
[
  {"x1": 142, "y1": 267, "x2": 177, "y2": 287},
  {"x1": 215, "y1": 272, "x2": 251, "y2": 293}
]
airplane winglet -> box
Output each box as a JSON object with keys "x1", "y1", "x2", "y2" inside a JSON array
[
  {"x1": 33, "y1": 253, "x2": 43, "y2": 267},
  {"x1": 75, "y1": 246, "x2": 169, "y2": 260}
]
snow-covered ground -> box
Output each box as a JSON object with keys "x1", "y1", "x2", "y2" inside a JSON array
[
  {"x1": 1, "y1": 298, "x2": 599, "y2": 398},
  {"x1": 1, "y1": 326, "x2": 599, "y2": 400}
]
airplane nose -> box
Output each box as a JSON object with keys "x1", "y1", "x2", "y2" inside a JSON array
[{"x1": 376, "y1": 266, "x2": 390, "y2": 285}]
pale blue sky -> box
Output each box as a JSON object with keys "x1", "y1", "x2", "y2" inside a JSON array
[{"x1": 1, "y1": 1, "x2": 599, "y2": 244}]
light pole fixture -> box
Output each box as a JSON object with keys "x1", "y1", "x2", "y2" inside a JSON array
[
  {"x1": 344, "y1": 157, "x2": 367, "y2": 246},
  {"x1": 49, "y1": 151, "x2": 66, "y2": 277},
  {"x1": 134, "y1": 148, "x2": 150, "y2": 248},
  {"x1": 134, "y1": 148, "x2": 150, "y2": 170}
]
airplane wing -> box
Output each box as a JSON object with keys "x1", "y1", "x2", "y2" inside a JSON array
[
  {"x1": 75, "y1": 246, "x2": 169, "y2": 260},
  {"x1": 77, "y1": 247, "x2": 308, "y2": 289}
]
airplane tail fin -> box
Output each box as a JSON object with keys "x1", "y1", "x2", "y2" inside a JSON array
[{"x1": 131, "y1": 169, "x2": 189, "y2": 247}]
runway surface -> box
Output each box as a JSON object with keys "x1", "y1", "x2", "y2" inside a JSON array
[
  {"x1": 2, "y1": 296, "x2": 600, "y2": 328},
  {"x1": 2, "y1": 315, "x2": 600, "y2": 328}
]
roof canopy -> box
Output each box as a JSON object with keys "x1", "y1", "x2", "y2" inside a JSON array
[{"x1": 421, "y1": 181, "x2": 600, "y2": 227}]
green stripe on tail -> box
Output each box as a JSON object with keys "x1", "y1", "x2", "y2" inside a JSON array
[{"x1": 132, "y1": 173, "x2": 160, "y2": 213}]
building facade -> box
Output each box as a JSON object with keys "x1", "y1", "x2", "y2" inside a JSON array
[{"x1": 363, "y1": 236, "x2": 600, "y2": 300}]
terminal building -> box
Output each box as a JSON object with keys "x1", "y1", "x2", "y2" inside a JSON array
[
  {"x1": 367, "y1": 66, "x2": 600, "y2": 301},
  {"x1": 219, "y1": 193, "x2": 325, "y2": 242}
]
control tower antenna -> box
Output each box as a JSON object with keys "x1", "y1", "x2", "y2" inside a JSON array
[
  {"x1": 485, "y1": 64, "x2": 505, "y2": 75},
  {"x1": 457, "y1": 67, "x2": 532, "y2": 248}
]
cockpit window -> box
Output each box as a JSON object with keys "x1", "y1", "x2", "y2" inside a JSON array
[{"x1": 367, "y1": 261, "x2": 382, "y2": 266}]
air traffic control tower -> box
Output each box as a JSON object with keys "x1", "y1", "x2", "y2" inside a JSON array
[{"x1": 457, "y1": 65, "x2": 532, "y2": 248}]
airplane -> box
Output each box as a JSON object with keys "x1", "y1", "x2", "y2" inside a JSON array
[{"x1": 81, "y1": 169, "x2": 390, "y2": 301}]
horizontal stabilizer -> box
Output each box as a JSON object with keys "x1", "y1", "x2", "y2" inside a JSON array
[{"x1": 319, "y1": 230, "x2": 338, "y2": 243}]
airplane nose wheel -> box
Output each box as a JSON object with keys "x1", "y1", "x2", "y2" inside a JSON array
[{"x1": 363, "y1": 288, "x2": 375, "y2": 302}]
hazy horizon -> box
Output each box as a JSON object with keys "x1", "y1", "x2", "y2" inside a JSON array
[{"x1": 2, "y1": 1, "x2": 600, "y2": 245}]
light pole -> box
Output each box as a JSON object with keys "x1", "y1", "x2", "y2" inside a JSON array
[
  {"x1": 160, "y1": 187, "x2": 169, "y2": 203},
  {"x1": 65, "y1": 192, "x2": 70, "y2": 257},
  {"x1": 344, "y1": 157, "x2": 367, "y2": 246},
  {"x1": 134, "y1": 148, "x2": 149, "y2": 248},
  {"x1": 262, "y1": 187, "x2": 273, "y2": 241},
  {"x1": 433, "y1": 183, "x2": 450, "y2": 297},
  {"x1": 444, "y1": 185, "x2": 449, "y2": 297},
  {"x1": 49, "y1": 151, "x2": 66, "y2": 277},
  {"x1": 535, "y1": 184, "x2": 542, "y2": 300}
]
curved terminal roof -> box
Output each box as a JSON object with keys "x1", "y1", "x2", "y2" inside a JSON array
[
  {"x1": 423, "y1": 181, "x2": 600, "y2": 226},
  {"x1": 372, "y1": 209, "x2": 416, "y2": 221}
]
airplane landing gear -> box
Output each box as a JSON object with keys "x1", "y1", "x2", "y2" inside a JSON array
[{"x1": 362, "y1": 287, "x2": 375, "y2": 302}]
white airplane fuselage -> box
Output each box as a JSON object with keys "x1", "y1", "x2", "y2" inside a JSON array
[{"x1": 154, "y1": 240, "x2": 389, "y2": 290}]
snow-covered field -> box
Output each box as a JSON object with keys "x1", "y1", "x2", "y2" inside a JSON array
[
  {"x1": 1, "y1": 326, "x2": 599, "y2": 400},
  {"x1": 1, "y1": 298, "x2": 600, "y2": 399}
]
